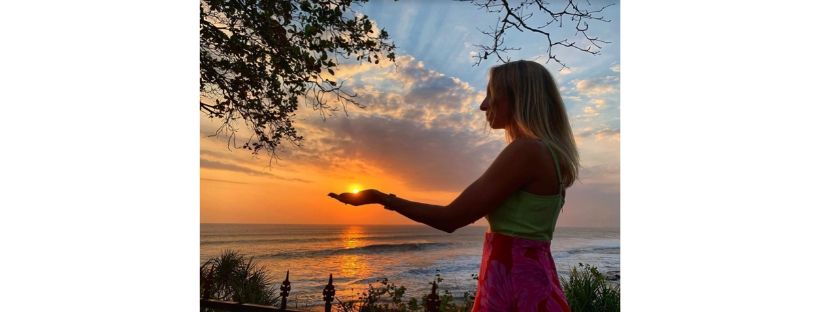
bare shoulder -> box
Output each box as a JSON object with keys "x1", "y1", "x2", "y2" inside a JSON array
[
  {"x1": 496, "y1": 137, "x2": 548, "y2": 166},
  {"x1": 506, "y1": 137, "x2": 548, "y2": 156},
  {"x1": 505, "y1": 138, "x2": 559, "y2": 194}
]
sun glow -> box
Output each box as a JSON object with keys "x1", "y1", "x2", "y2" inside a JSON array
[{"x1": 349, "y1": 183, "x2": 362, "y2": 194}]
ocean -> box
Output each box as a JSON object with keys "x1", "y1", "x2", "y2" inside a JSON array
[{"x1": 200, "y1": 224, "x2": 619, "y2": 310}]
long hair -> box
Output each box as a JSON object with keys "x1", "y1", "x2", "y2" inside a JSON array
[{"x1": 487, "y1": 60, "x2": 580, "y2": 186}]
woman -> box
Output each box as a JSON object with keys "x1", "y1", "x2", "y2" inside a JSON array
[{"x1": 328, "y1": 60, "x2": 579, "y2": 312}]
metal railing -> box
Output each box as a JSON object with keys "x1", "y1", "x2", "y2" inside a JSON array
[{"x1": 201, "y1": 270, "x2": 445, "y2": 312}]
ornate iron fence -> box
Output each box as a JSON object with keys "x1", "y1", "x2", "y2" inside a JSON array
[{"x1": 201, "y1": 270, "x2": 446, "y2": 312}]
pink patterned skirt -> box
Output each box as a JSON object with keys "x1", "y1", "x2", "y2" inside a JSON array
[{"x1": 472, "y1": 231, "x2": 570, "y2": 312}]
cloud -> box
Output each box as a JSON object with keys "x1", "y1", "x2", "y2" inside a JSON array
[
  {"x1": 200, "y1": 178, "x2": 248, "y2": 185},
  {"x1": 610, "y1": 64, "x2": 620, "y2": 73},
  {"x1": 597, "y1": 132, "x2": 620, "y2": 142},
  {"x1": 279, "y1": 55, "x2": 506, "y2": 192},
  {"x1": 287, "y1": 53, "x2": 621, "y2": 197},
  {"x1": 574, "y1": 76, "x2": 619, "y2": 97},
  {"x1": 577, "y1": 127, "x2": 620, "y2": 140},
  {"x1": 311, "y1": 55, "x2": 486, "y2": 130},
  {"x1": 300, "y1": 114, "x2": 502, "y2": 192},
  {"x1": 561, "y1": 181, "x2": 620, "y2": 228},
  {"x1": 200, "y1": 159, "x2": 313, "y2": 183},
  {"x1": 468, "y1": 51, "x2": 479, "y2": 62}
]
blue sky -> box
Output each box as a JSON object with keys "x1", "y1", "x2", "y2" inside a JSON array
[
  {"x1": 350, "y1": 0, "x2": 621, "y2": 147},
  {"x1": 358, "y1": 1, "x2": 620, "y2": 91}
]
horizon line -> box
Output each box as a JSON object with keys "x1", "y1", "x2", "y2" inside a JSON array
[{"x1": 200, "y1": 222, "x2": 620, "y2": 230}]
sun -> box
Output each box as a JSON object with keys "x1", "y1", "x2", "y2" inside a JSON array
[{"x1": 349, "y1": 183, "x2": 362, "y2": 194}]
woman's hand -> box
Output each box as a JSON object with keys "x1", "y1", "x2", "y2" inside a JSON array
[{"x1": 328, "y1": 189, "x2": 386, "y2": 206}]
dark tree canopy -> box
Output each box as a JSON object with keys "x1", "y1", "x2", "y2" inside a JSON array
[{"x1": 200, "y1": 0, "x2": 396, "y2": 156}]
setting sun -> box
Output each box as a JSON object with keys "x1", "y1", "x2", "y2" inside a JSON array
[{"x1": 349, "y1": 184, "x2": 362, "y2": 194}]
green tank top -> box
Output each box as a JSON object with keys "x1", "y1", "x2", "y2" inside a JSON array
[{"x1": 485, "y1": 142, "x2": 565, "y2": 241}]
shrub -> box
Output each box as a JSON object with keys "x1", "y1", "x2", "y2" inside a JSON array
[
  {"x1": 560, "y1": 263, "x2": 620, "y2": 312},
  {"x1": 336, "y1": 277, "x2": 413, "y2": 312},
  {"x1": 336, "y1": 270, "x2": 477, "y2": 312},
  {"x1": 200, "y1": 249, "x2": 278, "y2": 306}
]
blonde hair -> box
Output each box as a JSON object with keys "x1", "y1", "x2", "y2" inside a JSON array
[{"x1": 487, "y1": 60, "x2": 580, "y2": 186}]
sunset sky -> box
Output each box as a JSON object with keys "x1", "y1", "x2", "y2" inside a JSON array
[{"x1": 201, "y1": 1, "x2": 620, "y2": 228}]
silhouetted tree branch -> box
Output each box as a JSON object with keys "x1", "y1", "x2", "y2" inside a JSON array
[
  {"x1": 460, "y1": 0, "x2": 614, "y2": 69},
  {"x1": 200, "y1": 0, "x2": 397, "y2": 157}
]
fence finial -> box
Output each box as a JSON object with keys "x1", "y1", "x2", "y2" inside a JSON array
[
  {"x1": 323, "y1": 273, "x2": 336, "y2": 312},
  {"x1": 280, "y1": 270, "x2": 291, "y2": 310},
  {"x1": 424, "y1": 281, "x2": 441, "y2": 312}
]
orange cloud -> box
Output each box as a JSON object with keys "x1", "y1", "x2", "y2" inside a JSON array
[{"x1": 574, "y1": 76, "x2": 619, "y2": 96}]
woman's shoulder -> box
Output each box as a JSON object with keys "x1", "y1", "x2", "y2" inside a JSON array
[
  {"x1": 503, "y1": 138, "x2": 551, "y2": 167},
  {"x1": 508, "y1": 137, "x2": 550, "y2": 154},
  {"x1": 507, "y1": 137, "x2": 556, "y2": 172}
]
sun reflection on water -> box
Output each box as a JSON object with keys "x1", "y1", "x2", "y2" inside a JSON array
[{"x1": 338, "y1": 225, "x2": 371, "y2": 281}]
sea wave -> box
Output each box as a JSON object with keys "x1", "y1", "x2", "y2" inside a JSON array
[
  {"x1": 201, "y1": 237, "x2": 325, "y2": 245},
  {"x1": 403, "y1": 261, "x2": 479, "y2": 277},
  {"x1": 201, "y1": 233, "x2": 464, "y2": 246},
  {"x1": 553, "y1": 246, "x2": 620, "y2": 259},
  {"x1": 567, "y1": 246, "x2": 620, "y2": 255},
  {"x1": 259, "y1": 242, "x2": 454, "y2": 259}
]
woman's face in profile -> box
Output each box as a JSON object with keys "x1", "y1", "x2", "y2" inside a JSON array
[{"x1": 480, "y1": 83, "x2": 510, "y2": 129}]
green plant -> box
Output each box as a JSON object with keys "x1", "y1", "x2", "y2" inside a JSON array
[
  {"x1": 335, "y1": 277, "x2": 418, "y2": 312},
  {"x1": 200, "y1": 249, "x2": 278, "y2": 306},
  {"x1": 419, "y1": 270, "x2": 475, "y2": 312},
  {"x1": 335, "y1": 270, "x2": 477, "y2": 312},
  {"x1": 560, "y1": 263, "x2": 620, "y2": 312}
]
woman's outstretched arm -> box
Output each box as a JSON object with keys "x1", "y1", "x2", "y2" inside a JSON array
[
  {"x1": 388, "y1": 139, "x2": 539, "y2": 232},
  {"x1": 330, "y1": 139, "x2": 541, "y2": 233}
]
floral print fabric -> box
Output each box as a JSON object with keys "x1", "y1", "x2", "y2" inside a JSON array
[{"x1": 472, "y1": 231, "x2": 570, "y2": 312}]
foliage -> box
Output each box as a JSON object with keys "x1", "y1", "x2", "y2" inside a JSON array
[
  {"x1": 419, "y1": 271, "x2": 477, "y2": 312},
  {"x1": 560, "y1": 263, "x2": 620, "y2": 312},
  {"x1": 335, "y1": 270, "x2": 478, "y2": 312},
  {"x1": 200, "y1": 249, "x2": 278, "y2": 306},
  {"x1": 200, "y1": 0, "x2": 397, "y2": 156},
  {"x1": 336, "y1": 277, "x2": 412, "y2": 312}
]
